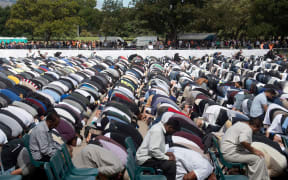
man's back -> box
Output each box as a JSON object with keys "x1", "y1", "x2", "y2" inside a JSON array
[
  {"x1": 136, "y1": 122, "x2": 168, "y2": 165},
  {"x1": 171, "y1": 146, "x2": 213, "y2": 180},
  {"x1": 29, "y1": 121, "x2": 59, "y2": 161},
  {"x1": 73, "y1": 144, "x2": 124, "y2": 176},
  {"x1": 250, "y1": 92, "x2": 267, "y2": 118},
  {"x1": 221, "y1": 122, "x2": 252, "y2": 153}
]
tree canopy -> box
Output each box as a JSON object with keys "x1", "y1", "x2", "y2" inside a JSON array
[
  {"x1": 0, "y1": 0, "x2": 287, "y2": 41},
  {"x1": 0, "y1": 6, "x2": 11, "y2": 36},
  {"x1": 6, "y1": 0, "x2": 82, "y2": 41}
]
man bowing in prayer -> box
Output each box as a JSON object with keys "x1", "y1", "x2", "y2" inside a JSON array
[
  {"x1": 136, "y1": 119, "x2": 180, "y2": 180},
  {"x1": 220, "y1": 118, "x2": 269, "y2": 180}
]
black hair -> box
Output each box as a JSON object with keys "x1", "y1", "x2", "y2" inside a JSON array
[
  {"x1": 165, "y1": 119, "x2": 181, "y2": 132},
  {"x1": 88, "y1": 138, "x2": 103, "y2": 147},
  {"x1": 67, "y1": 134, "x2": 83, "y2": 145},
  {"x1": 249, "y1": 118, "x2": 263, "y2": 128},
  {"x1": 46, "y1": 109, "x2": 60, "y2": 122},
  {"x1": 200, "y1": 75, "x2": 208, "y2": 80},
  {"x1": 235, "y1": 81, "x2": 242, "y2": 87},
  {"x1": 264, "y1": 88, "x2": 277, "y2": 96}
]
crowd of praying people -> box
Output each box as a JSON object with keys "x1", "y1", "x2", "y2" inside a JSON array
[
  {"x1": 0, "y1": 49, "x2": 287, "y2": 180},
  {"x1": 1, "y1": 38, "x2": 288, "y2": 50}
]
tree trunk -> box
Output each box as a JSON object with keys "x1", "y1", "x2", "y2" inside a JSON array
[{"x1": 45, "y1": 32, "x2": 52, "y2": 41}]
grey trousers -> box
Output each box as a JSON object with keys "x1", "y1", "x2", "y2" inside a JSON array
[{"x1": 222, "y1": 151, "x2": 270, "y2": 180}]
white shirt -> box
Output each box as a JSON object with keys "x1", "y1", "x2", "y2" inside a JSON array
[
  {"x1": 0, "y1": 114, "x2": 23, "y2": 137},
  {"x1": 160, "y1": 112, "x2": 174, "y2": 123},
  {"x1": 69, "y1": 73, "x2": 84, "y2": 83},
  {"x1": 242, "y1": 99, "x2": 250, "y2": 115},
  {"x1": 37, "y1": 91, "x2": 55, "y2": 105},
  {"x1": 172, "y1": 136, "x2": 200, "y2": 149},
  {"x1": 27, "y1": 51, "x2": 35, "y2": 58},
  {"x1": 148, "y1": 45, "x2": 153, "y2": 50},
  {"x1": 0, "y1": 129, "x2": 8, "y2": 144},
  {"x1": 114, "y1": 86, "x2": 135, "y2": 100},
  {"x1": 75, "y1": 89, "x2": 95, "y2": 104},
  {"x1": 152, "y1": 88, "x2": 169, "y2": 97},
  {"x1": 264, "y1": 103, "x2": 288, "y2": 125},
  {"x1": 62, "y1": 76, "x2": 78, "y2": 87},
  {"x1": 221, "y1": 122, "x2": 252, "y2": 153},
  {"x1": 267, "y1": 114, "x2": 283, "y2": 134},
  {"x1": 54, "y1": 108, "x2": 76, "y2": 124},
  {"x1": 103, "y1": 107, "x2": 131, "y2": 123},
  {"x1": 4, "y1": 106, "x2": 34, "y2": 127},
  {"x1": 58, "y1": 101, "x2": 81, "y2": 114},
  {"x1": 203, "y1": 105, "x2": 228, "y2": 125},
  {"x1": 136, "y1": 122, "x2": 169, "y2": 165},
  {"x1": 46, "y1": 72, "x2": 60, "y2": 80},
  {"x1": 50, "y1": 81, "x2": 69, "y2": 92},
  {"x1": 158, "y1": 103, "x2": 180, "y2": 112},
  {"x1": 170, "y1": 147, "x2": 213, "y2": 180},
  {"x1": 281, "y1": 93, "x2": 288, "y2": 99}
]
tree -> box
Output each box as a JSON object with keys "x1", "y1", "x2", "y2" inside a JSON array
[
  {"x1": 100, "y1": 0, "x2": 124, "y2": 36},
  {"x1": 250, "y1": 0, "x2": 288, "y2": 37},
  {"x1": 0, "y1": 6, "x2": 12, "y2": 36},
  {"x1": 134, "y1": 0, "x2": 198, "y2": 41},
  {"x1": 102, "y1": 0, "x2": 123, "y2": 11},
  {"x1": 78, "y1": 0, "x2": 98, "y2": 9},
  {"x1": 77, "y1": 0, "x2": 103, "y2": 36},
  {"x1": 3, "y1": 0, "x2": 287, "y2": 41},
  {"x1": 118, "y1": 7, "x2": 152, "y2": 37},
  {"x1": 193, "y1": 0, "x2": 251, "y2": 39},
  {"x1": 6, "y1": 0, "x2": 82, "y2": 41}
]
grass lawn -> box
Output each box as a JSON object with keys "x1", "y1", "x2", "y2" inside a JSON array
[{"x1": 74, "y1": 37, "x2": 100, "y2": 41}]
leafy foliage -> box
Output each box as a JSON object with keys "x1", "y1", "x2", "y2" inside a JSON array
[
  {"x1": 1, "y1": 0, "x2": 288, "y2": 40},
  {"x1": 250, "y1": 0, "x2": 288, "y2": 37},
  {"x1": 193, "y1": 0, "x2": 251, "y2": 39},
  {"x1": 6, "y1": 0, "x2": 81, "y2": 41},
  {"x1": 0, "y1": 6, "x2": 12, "y2": 36},
  {"x1": 135, "y1": 0, "x2": 197, "y2": 40}
]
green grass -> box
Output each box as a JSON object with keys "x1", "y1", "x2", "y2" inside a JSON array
[
  {"x1": 27, "y1": 36, "x2": 100, "y2": 41},
  {"x1": 74, "y1": 37, "x2": 100, "y2": 41},
  {"x1": 28, "y1": 36, "x2": 165, "y2": 41}
]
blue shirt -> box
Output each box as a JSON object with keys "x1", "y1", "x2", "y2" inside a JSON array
[
  {"x1": 41, "y1": 89, "x2": 61, "y2": 103},
  {"x1": 250, "y1": 92, "x2": 267, "y2": 117},
  {"x1": 0, "y1": 89, "x2": 21, "y2": 102}
]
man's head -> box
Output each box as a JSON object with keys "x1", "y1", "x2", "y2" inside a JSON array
[
  {"x1": 249, "y1": 118, "x2": 263, "y2": 132},
  {"x1": 264, "y1": 88, "x2": 277, "y2": 100},
  {"x1": 183, "y1": 103, "x2": 193, "y2": 116},
  {"x1": 164, "y1": 119, "x2": 181, "y2": 135},
  {"x1": 235, "y1": 81, "x2": 242, "y2": 89},
  {"x1": 68, "y1": 134, "x2": 83, "y2": 147},
  {"x1": 200, "y1": 76, "x2": 209, "y2": 82},
  {"x1": 45, "y1": 109, "x2": 60, "y2": 130}
]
